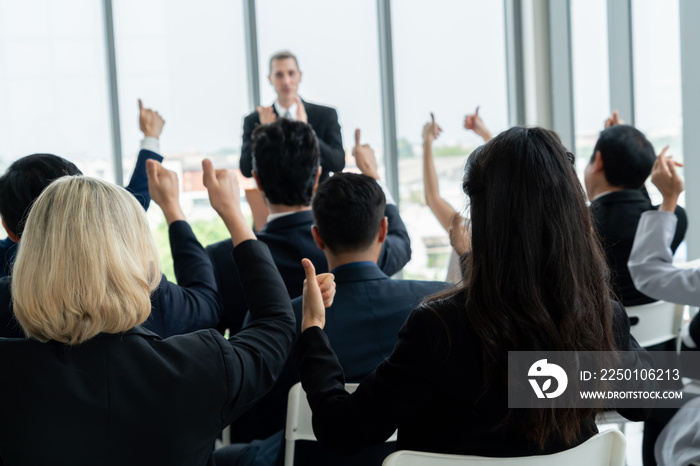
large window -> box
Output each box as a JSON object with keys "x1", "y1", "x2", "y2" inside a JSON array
[
  {"x1": 0, "y1": 0, "x2": 113, "y2": 179},
  {"x1": 392, "y1": 0, "x2": 509, "y2": 280},
  {"x1": 570, "y1": 0, "x2": 610, "y2": 183},
  {"x1": 256, "y1": 0, "x2": 383, "y2": 173},
  {"x1": 113, "y1": 0, "x2": 250, "y2": 278}
]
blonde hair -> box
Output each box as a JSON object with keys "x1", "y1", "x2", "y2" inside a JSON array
[{"x1": 12, "y1": 176, "x2": 161, "y2": 345}]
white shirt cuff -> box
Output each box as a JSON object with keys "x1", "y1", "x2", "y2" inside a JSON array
[{"x1": 140, "y1": 137, "x2": 161, "y2": 154}]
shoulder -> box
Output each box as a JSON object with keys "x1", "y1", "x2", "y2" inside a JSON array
[{"x1": 303, "y1": 101, "x2": 337, "y2": 117}]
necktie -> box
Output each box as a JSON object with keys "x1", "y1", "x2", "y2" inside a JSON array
[{"x1": 283, "y1": 110, "x2": 292, "y2": 119}]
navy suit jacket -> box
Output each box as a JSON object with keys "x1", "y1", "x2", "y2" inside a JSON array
[
  {"x1": 239, "y1": 101, "x2": 345, "y2": 182},
  {"x1": 0, "y1": 221, "x2": 221, "y2": 339},
  {"x1": 228, "y1": 262, "x2": 449, "y2": 443},
  {"x1": 590, "y1": 189, "x2": 687, "y2": 306},
  {"x1": 0, "y1": 148, "x2": 163, "y2": 279},
  {"x1": 0, "y1": 240, "x2": 294, "y2": 466},
  {"x1": 206, "y1": 205, "x2": 412, "y2": 335}
]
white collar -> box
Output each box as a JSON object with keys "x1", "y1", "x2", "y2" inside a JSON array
[
  {"x1": 266, "y1": 211, "x2": 299, "y2": 223},
  {"x1": 274, "y1": 100, "x2": 298, "y2": 120}
]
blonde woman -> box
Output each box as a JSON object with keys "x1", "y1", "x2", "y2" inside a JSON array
[{"x1": 0, "y1": 162, "x2": 332, "y2": 466}]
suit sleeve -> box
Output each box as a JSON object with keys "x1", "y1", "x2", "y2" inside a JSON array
[
  {"x1": 315, "y1": 107, "x2": 345, "y2": 173},
  {"x1": 126, "y1": 149, "x2": 163, "y2": 211},
  {"x1": 217, "y1": 239, "x2": 296, "y2": 423},
  {"x1": 145, "y1": 221, "x2": 221, "y2": 337},
  {"x1": 628, "y1": 210, "x2": 700, "y2": 306},
  {"x1": 376, "y1": 204, "x2": 412, "y2": 276},
  {"x1": 294, "y1": 307, "x2": 444, "y2": 455},
  {"x1": 240, "y1": 114, "x2": 258, "y2": 178}
]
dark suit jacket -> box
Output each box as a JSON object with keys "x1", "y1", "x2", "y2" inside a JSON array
[
  {"x1": 295, "y1": 295, "x2": 653, "y2": 457},
  {"x1": 0, "y1": 221, "x2": 220, "y2": 339},
  {"x1": 229, "y1": 262, "x2": 449, "y2": 443},
  {"x1": 590, "y1": 189, "x2": 687, "y2": 306},
  {"x1": 239, "y1": 100, "x2": 345, "y2": 182},
  {"x1": 206, "y1": 205, "x2": 412, "y2": 335},
  {"x1": 0, "y1": 149, "x2": 162, "y2": 279},
  {"x1": 0, "y1": 240, "x2": 295, "y2": 466}
]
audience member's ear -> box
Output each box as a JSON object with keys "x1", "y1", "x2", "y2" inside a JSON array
[
  {"x1": 377, "y1": 217, "x2": 388, "y2": 244},
  {"x1": 593, "y1": 151, "x2": 605, "y2": 173},
  {"x1": 311, "y1": 225, "x2": 326, "y2": 251},
  {"x1": 252, "y1": 171, "x2": 263, "y2": 192},
  {"x1": 2, "y1": 219, "x2": 19, "y2": 243}
]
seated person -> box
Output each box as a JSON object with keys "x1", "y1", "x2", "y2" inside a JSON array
[
  {"x1": 207, "y1": 119, "x2": 411, "y2": 336},
  {"x1": 0, "y1": 102, "x2": 220, "y2": 338},
  {"x1": 295, "y1": 127, "x2": 652, "y2": 458},
  {"x1": 0, "y1": 162, "x2": 307, "y2": 465},
  {"x1": 584, "y1": 119, "x2": 687, "y2": 306},
  {"x1": 216, "y1": 169, "x2": 449, "y2": 465}
]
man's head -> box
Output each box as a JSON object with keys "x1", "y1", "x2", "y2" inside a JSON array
[
  {"x1": 311, "y1": 173, "x2": 388, "y2": 258},
  {"x1": 0, "y1": 153, "x2": 82, "y2": 240},
  {"x1": 268, "y1": 51, "x2": 301, "y2": 106},
  {"x1": 584, "y1": 125, "x2": 655, "y2": 198},
  {"x1": 251, "y1": 118, "x2": 320, "y2": 207}
]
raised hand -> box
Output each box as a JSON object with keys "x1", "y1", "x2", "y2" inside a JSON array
[
  {"x1": 422, "y1": 112, "x2": 443, "y2": 145},
  {"x1": 301, "y1": 259, "x2": 332, "y2": 331},
  {"x1": 651, "y1": 146, "x2": 684, "y2": 213},
  {"x1": 316, "y1": 272, "x2": 336, "y2": 308},
  {"x1": 202, "y1": 159, "x2": 255, "y2": 245},
  {"x1": 139, "y1": 99, "x2": 165, "y2": 139},
  {"x1": 604, "y1": 110, "x2": 624, "y2": 128},
  {"x1": 146, "y1": 159, "x2": 185, "y2": 225},
  {"x1": 295, "y1": 95, "x2": 308, "y2": 123},
  {"x1": 257, "y1": 106, "x2": 277, "y2": 125},
  {"x1": 464, "y1": 106, "x2": 492, "y2": 142},
  {"x1": 352, "y1": 129, "x2": 379, "y2": 180},
  {"x1": 448, "y1": 212, "x2": 471, "y2": 256}
]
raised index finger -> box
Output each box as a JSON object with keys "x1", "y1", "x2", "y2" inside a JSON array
[
  {"x1": 355, "y1": 129, "x2": 361, "y2": 147},
  {"x1": 138, "y1": 98, "x2": 144, "y2": 111}
]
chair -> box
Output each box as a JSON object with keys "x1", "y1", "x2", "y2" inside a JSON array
[
  {"x1": 625, "y1": 300, "x2": 684, "y2": 348},
  {"x1": 381, "y1": 430, "x2": 626, "y2": 466},
  {"x1": 284, "y1": 382, "x2": 398, "y2": 466}
]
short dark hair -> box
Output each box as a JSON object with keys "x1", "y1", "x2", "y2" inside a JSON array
[
  {"x1": 252, "y1": 119, "x2": 319, "y2": 206},
  {"x1": 312, "y1": 173, "x2": 386, "y2": 254},
  {"x1": 592, "y1": 125, "x2": 655, "y2": 189},
  {"x1": 269, "y1": 50, "x2": 299, "y2": 74},
  {"x1": 0, "y1": 154, "x2": 82, "y2": 238}
]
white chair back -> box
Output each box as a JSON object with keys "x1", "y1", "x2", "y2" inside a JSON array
[
  {"x1": 626, "y1": 300, "x2": 684, "y2": 348},
  {"x1": 381, "y1": 430, "x2": 626, "y2": 466},
  {"x1": 284, "y1": 382, "x2": 397, "y2": 466}
]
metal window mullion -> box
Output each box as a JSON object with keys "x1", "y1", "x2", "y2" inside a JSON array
[
  {"x1": 505, "y1": 0, "x2": 526, "y2": 127},
  {"x1": 680, "y1": 0, "x2": 700, "y2": 259},
  {"x1": 376, "y1": 0, "x2": 398, "y2": 204},
  {"x1": 243, "y1": 0, "x2": 260, "y2": 111},
  {"x1": 547, "y1": 0, "x2": 575, "y2": 151},
  {"x1": 607, "y1": 0, "x2": 635, "y2": 125},
  {"x1": 103, "y1": 0, "x2": 123, "y2": 186}
]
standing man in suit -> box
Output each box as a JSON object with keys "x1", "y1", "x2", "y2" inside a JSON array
[
  {"x1": 213, "y1": 170, "x2": 447, "y2": 466},
  {"x1": 584, "y1": 119, "x2": 687, "y2": 307},
  {"x1": 239, "y1": 50, "x2": 345, "y2": 182}
]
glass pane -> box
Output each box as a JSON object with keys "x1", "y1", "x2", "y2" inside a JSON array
[
  {"x1": 632, "y1": 0, "x2": 684, "y2": 207},
  {"x1": 113, "y1": 0, "x2": 249, "y2": 279},
  {"x1": 570, "y1": 0, "x2": 610, "y2": 182},
  {"x1": 392, "y1": 0, "x2": 509, "y2": 280},
  {"x1": 256, "y1": 0, "x2": 383, "y2": 174},
  {"x1": 0, "y1": 0, "x2": 113, "y2": 180}
]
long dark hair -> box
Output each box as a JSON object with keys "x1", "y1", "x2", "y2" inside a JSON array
[{"x1": 444, "y1": 127, "x2": 616, "y2": 449}]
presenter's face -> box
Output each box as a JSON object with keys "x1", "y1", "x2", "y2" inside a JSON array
[{"x1": 269, "y1": 58, "x2": 301, "y2": 101}]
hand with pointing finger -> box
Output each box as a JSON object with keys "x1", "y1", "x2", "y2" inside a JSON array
[
  {"x1": 295, "y1": 96, "x2": 308, "y2": 123},
  {"x1": 257, "y1": 106, "x2": 277, "y2": 125},
  {"x1": 139, "y1": 99, "x2": 165, "y2": 139},
  {"x1": 423, "y1": 112, "x2": 442, "y2": 145},
  {"x1": 604, "y1": 110, "x2": 624, "y2": 128},
  {"x1": 352, "y1": 129, "x2": 380, "y2": 180},
  {"x1": 651, "y1": 145, "x2": 684, "y2": 213},
  {"x1": 146, "y1": 159, "x2": 185, "y2": 225},
  {"x1": 464, "y1": 106, "x2": 492, "y2": 142}
]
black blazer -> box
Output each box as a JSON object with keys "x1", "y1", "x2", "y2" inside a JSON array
[
  {"x1": 239, "y1": 100, "x2": 345, "y2": 182},
  {"x1": 229, "y1": 263, "x2": 450, "y2": 443},
  {"x1": 294, "y1": 295, "x2": 653, "y2": 458},
  {"x1": 0, "y1": 221, "x2": 221, "y2": 339},
  {"x1": 206, "y1": 205, "x2": 412, "y2": 335},
  {"x1": 0, "y1": 240, "x2": 295, "y2": 466},
  {"x1": 590, "y1": 189, "x2": 687, "y2": 306}
]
